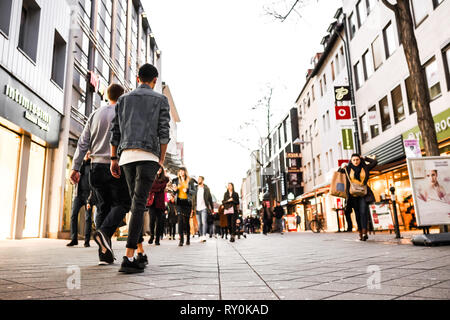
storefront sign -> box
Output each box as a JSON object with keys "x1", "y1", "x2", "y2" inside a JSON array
[
  {"x1": 0, "y1": 69, "x2": 62, "y2": 146},
  {"x1": 342, "y1": 129, "x2": 354, "y2": 150},
  {"x1": 404, "y1": 139, "x2": 422, "y2": 158},
  {"x1": 334, "y1": 86, "x2": 351, "y2": 102},
  {"x1": 407, "y1": 156, "x2": 450, "y2": 226},
  {"x1": 335, "y1": 106, "x2": 351, "y2": 120},
  {"x1": 369, "y1": 203, "x2": 394, "y2": 231},
  {"x1": 402, "y1": 108, "x2": 450, "y2": 148},
  {"x1": 286, "y1": 153, "x2": 302, "y2": 159}
]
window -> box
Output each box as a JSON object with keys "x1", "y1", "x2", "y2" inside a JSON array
[
  {"x1": 443, "y1": 45, "x2": 450, "y2": 91},
  {"x1": 317, "y1": 156, "x2": 321, "y2": 175},
  {"x1": 0, "y1": 0, "x2": 13, "y2": 36},
  {"x1": 331, "y1": 61, "x2": 336, "y2": 81},
  {"x1": 425, "y1": 57, "x2": 442, "y2": 100},
  {"x1": 335, "y1": 54, "x2": 340, "y2": 75},
  {"x1": 433, "y1": 0, "x2": 445, "y2": 8},
  {"x1": 329, "y1": 149, "x2": 334, "y2": 169},
  {"x1": 322, "y1": 115, "x2": 326, "y2": 132},
  {"x1": 325, "y1": 152, "x2": 329, "y2": 172},
  {"x1": 320, "y1": 79, "x2": 323, "y2": 96},
  {"x1": 362, "y1": 50, "x2": 374, "y2": 80},
  {"x1": 314, "y1": 119, "x2": 318, "y2": 136},
  {"x1": 369, "y1": 105, "x2": 379, "y2": 138},
  {"x1": 307, "y1": 92, "x2": 311, "y2": 107},
  {"x1": 366, "y1": 0, "x2": 376, "y2": 15},
  {"x1": 371, "y1": 36, "x2": 383, "y2": 70},
  {"x1": 379, "y1": 96, "x2": 391, "y2": 131},
  {"x1": 323, "y1": 74, "x2": 327, "y2": 92},
  {"x1": 51, "y1": 30, "x2": 67, "y2": 89},
  {"x1": 405, "y1": 77, "x2": 416, "y2": 114},
  {"x1": 349, "y1": 12, "x2": 357, "y2": 39},
  {"x1": 354, "y1": 61, "x2": 364, "y2": 89},
  {"x1": 301, "y1": 134, "x2": 305, "y2": 150},
  {"x1": 326, "y1": 111, "x2": 330, "y2": 129},
  {"x1": 411, "y1": 0, "x2": 429, "y2": 26},
  {"x1": 340, "y1": 47, "x2": 346, "y2": 69},
  {"x1": 311, "y1": 85, "x2": 315, "y2": 101},
  {"x1": 18, "y1": 0, "x2": 41, "y2": 62},
  {"x1": 391, "y1": 85, "x2": 405, "y2": 123},
  {"x1": 356, "y1": 0, "x2": 367, "y2": 27},
  {"x1": 360, "y1": 113, "x2": 369, "y2": 144},
  {"x1": 383, "y1": 22, "x2": 397, "y2": 58}
]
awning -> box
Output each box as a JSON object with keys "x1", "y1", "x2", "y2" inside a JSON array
[{"x1": 364, "y1": 135, "x2": 405, "y2": 166}]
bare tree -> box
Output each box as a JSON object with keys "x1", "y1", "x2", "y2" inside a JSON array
[{"x1": 267, "y1": 0, "x2": 440, "y2": 156}]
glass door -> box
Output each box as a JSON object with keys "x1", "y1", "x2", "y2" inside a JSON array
[
  {"x1": 22, "y1": 142, "x2": 46, "y2": 238},
  {"x1": 0, "y1": 126, "x2": 21, "y2": 239}
]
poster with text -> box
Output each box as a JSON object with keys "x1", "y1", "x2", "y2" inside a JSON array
[
  {"x1": 407, "y1": 157, "x2": 450, "y2": 226},
  {"x1": 369, "y1": 203, "x2": 394, "y2": 231}
]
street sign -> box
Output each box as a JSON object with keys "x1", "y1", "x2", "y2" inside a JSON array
[
  {"x1": 342, "y1": 129, "x2": 354, "y2": 150},
  {"x1": 334, "y1": 86, "x2": 351, "y2": 102},
  {"x1": 335, "y1": 106, "x2": 351, "y2": 120}
]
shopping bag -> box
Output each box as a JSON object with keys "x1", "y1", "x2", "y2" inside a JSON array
[
  {"x1": 190, "y1": 214, "x2": 199, "y2": 235},
  {"x1": 330, "y1": 171, "x2": 348, "y2": 198}
]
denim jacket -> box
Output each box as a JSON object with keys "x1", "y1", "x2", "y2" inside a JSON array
[{"x1": 110, "y1": 84, "x2": 171, "y2": 157}]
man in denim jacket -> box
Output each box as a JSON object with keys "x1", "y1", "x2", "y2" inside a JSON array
[{"x1": 110, "y1": 64, "x2": 170, "y2": 273}]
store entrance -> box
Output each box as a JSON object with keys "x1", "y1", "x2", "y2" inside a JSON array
[
  {"x1": 0, "y1": 126, "x2": 21, "y2": 239},
  {"x1": 22, "y1": 142, "x2": 46, "y2": 238}
]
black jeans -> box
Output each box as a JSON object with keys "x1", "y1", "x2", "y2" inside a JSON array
[
  {"x1": 344, "y1": 204, "x2": 354, "y2": 231},
  {"x1": 263, "y1": 219, "x2": 272, "y2": 234},
  {"x1": 226, "y1": 214, "x2": 236, "y2": 237},
  {"x1": 178, "y1": 214, "x2": 190, "y2": 243},
  {"x1": 89, "y1": 163, "x2": 131, "y2": 239},
  {"x1": 70, "y1": 195, "x2": 92, "y2": 242},
  {"x1": 149, "y1": 206, "x2": 164, "y2": 240},
  {"x1": 122, "y1": 161, "x2": 160, "y2": 250},
  {"x1": 347, "y1": 196, "x2": 369, "y2": 231},
  {"x1": 168, "y1": 223, "x2": 176, "y2": 238}
]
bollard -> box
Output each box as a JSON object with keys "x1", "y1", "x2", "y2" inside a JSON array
[{"x1": 390, "y1": 187, "x2": 402, "y2": 239}]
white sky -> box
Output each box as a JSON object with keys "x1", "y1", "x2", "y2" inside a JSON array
[{"x1": 142, "y1": 0, "x2": 340, "y2": 199}]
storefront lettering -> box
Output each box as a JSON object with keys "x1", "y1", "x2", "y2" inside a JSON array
[{"x1": 4, "y1": 84, "x2": 51, "y2": 132}]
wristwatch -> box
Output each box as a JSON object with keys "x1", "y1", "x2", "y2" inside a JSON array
[{"x1": 110, "y1": 156, "x2": 118, "y2": 161}]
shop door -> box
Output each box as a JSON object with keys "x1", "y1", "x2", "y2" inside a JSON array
[
  {"x1": 22, "y1": 142, "x2": 46, "y2": 238},
  {"x1": 0, "y1": 126, "x2": 21, "y2": 239}
]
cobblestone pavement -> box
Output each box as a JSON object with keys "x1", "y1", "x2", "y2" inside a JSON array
[{"x1": 0, "y1": 231, "x2": 449, "y2": 300}]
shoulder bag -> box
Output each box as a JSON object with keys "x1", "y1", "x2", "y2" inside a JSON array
[{"x1": 344, "y1": 168, "x2": 367, "y2": 197}]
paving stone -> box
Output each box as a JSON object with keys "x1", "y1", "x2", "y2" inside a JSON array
[
  {"x1": 73, "y1": 292, "x2": 145, "y2": 300},
  {"x1": 405, "y1": 287, "x2": 450, "y2": 299},
  {"x1": 0, "y1": 289, "x2": 62, "y2": 300},
  {"x1": 307, "y1": 282, "x2": 365, "y2": 292},
  {"x1": 276, "y1": 289, "x2": 337, "y2": 300},
  {"x1": 352, "y1": 285, "x2": 422, "y2": 296},
  {"x1": 324, "y1": 292, "x2": 396, "y2": 300}
]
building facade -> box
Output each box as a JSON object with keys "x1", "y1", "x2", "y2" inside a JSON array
[
  {"x1": 0, "y1": 0, "x2": 70, "y2": 239},
  {"x1": 343, "y1": 0, "x2": 450, "y2": 230}
]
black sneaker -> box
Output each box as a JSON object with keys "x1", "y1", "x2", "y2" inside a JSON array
[
  {"x1": 178, "y1": 241, "x2": 183, "y2": 247},
  {"x1": 148, "y1": 236, "x2": 154, "y2": 245},
  {"x1": 66, "y1": 240, "x2": 78, "y2": 247},
  {"x1": 94, "y1": 231, "x2": 114, "y2": 264},
  {"x1": 230, "y1": 236, "x2": 235, "y2": 243},
  {"x1": 84, "y1": 242, "x2": 90, "y2": 248},
  {"x1": 136, "y1": 253, "x2": 148, "y2": 269},
  {"x1": 119, "y1": 257, "x2": 144, "y2": 274}
]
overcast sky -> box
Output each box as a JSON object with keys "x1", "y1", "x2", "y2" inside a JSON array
[{"x1": 142, "y1": 0, "x2": 340, "y2": 199}]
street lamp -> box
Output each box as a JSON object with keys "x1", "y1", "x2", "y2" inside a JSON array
[{"x1": 293, "y1": 138, "x2": 319, "y2": 222}]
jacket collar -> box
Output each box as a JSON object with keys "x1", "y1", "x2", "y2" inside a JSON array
[{"x1": 138, "y1": 83, "x2": 153, "y2": 90}]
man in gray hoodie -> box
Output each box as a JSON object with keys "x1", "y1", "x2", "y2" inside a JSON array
[{"x1": 70, "y1": 84, "x2": 131, "y2": 265}]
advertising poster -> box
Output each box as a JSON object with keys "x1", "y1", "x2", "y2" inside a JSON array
[
  {"x1": 369, "y1": 203, "x2": 394, "y2": 231},
  {"x1": 407, "y1": 157, "x2": 450, "y2": 226},
  {"x1": 404, "y1": 139, "x2": 422, "y2": 158},
  {"x1": 285, "y1": 215, "x2": 297, "y2": 232}
]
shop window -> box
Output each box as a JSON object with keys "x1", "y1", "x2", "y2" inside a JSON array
[
  {"x1": 443, "y1": 45, "x2": 450, "y2": 91},
  {"x1": 405, "y1": 76, "x2": 417, "y2": 114},
  {"x1": 51, "y1": 30, "x2": 67, "y2": 89},
  {"x1": 411, "y1": 0, "x2": 429, "y2": 26},
  {"x1": 383, "y1": 21, "x2": 397, "y2": 58},
  {"x1": 362, "y1": 49, "x2": 374, "y2": 80},
  {"x1": 18, "y1": 0, "x2": 41, "y2": 62},
  {"x1": 379, "y1": 96, "x2": 391, "y2": 131},
  {"x1": 425, "y1": 57, "x2": 442, "y2": 100},
  {"x1": 360, "y1": 113, "x2": 369, "y2": 144},
  {"x1": 391, "y1": 85, "x2": 406, "y2": 123},
  {"x1": 371, "y1": 36, "x2": 383, "y2": 71},
  {"x1": 0, "y1": 0, "x2": 13, "y2": 36},
  {"x1": 369, "y1": 105, "x2": 379, "y2": 138}
]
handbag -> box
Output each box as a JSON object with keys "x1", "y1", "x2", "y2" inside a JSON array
[
  {"x1": 146, "y1": 192, "x2": 155, "y2": 207},
  {"x1": 330, "y1": 170, "x2": 347, "y2": 198},
  {"x1": 224, "y1": 206, "x2": 234, "y2": 215},
  {"x1": 344, "y1": 168, "x2": 367, "y2": 197}
]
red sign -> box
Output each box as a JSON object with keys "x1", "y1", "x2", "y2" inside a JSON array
[
  {"x1": 338, "y1": 160, "x2": 349, "y2": 167},
  {"x1": 335, "y1": 106, "x2": 351, "y2": 120}
]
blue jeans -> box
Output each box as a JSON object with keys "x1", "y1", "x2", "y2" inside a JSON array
[{"x1": 196, "y1": 209, "x2": 208, "y2": 237}]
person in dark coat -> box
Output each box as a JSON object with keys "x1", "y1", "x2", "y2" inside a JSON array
[
  {"x1": 147, "y1": 168, "x2": 169, "y2": 246},
  {"x1": 218, "y1": 205, "x2": 228, "y2": 239},
  {"x1": 166, "y1": 192, "x2": 178, "y2": 240},
  {"x1": 262, "y1": 203, "x2": 273, "y2": 235},
  {"x1": 222, "y1": 183, "x2": 240, "y2": 242},
  {"x1": 339, "y1": 154, "x2": 377, "y2": 241},
  {"x1": 67, "y1": 152, "x2": 93, "y2": 247}
]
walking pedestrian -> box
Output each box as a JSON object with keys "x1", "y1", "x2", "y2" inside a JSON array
[
  {"x1": 67, "y1": 152, "x2": 93, "y2": 247},
  {"x1": 295, "y1": 213, "x2": 301, "y2": 232},
  {"x1": 339, "y1": 154, "x2": 377, "y2": 241},
  {"x1": 147, "y1": 168, "x2": 169, "y2": 246},
  {"x1": 191, "y1": 176, "x2": 214, "y2": 242},
  {"x1": 222, "y1": 183, "x2": 240, "y2": 243},
  {"x1": 167, "y1": 192, "x2": 177, "y2": 240},
  {"x1": 172, "y1": 167, "x2": 196, "y2": 246},
  {"x1": 218, "y1": 205, "x2": 228, "y2": 239},
  {"x1": 262, "y1": 203, "x2": 273, "y2": 235},
  {"x1": 110, "y1": 63, "x2": 170, "y2": 273},
  {"x1": 274, "y1": 201, "x2": 284, "y2": 234},
  {"x1": 70, "y1": 84, "x2": 131, "y2": 265}
]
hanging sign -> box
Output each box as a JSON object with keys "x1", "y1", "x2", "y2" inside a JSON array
[
  {"x1": 335, "y1": 106, "x2": 351, "y2": 120},
  {"x1": 334, "y1": 86, "x2": 351, "y2": 102},
  {"x1": 342, "y1": 129, "x2": 354, "y2": 150}
]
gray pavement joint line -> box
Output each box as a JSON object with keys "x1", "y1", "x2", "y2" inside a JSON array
[
  {"x1": 228, "y1": 243, "x2": 281, "y2": 301},
  {"x1": 392, "y1": 279, "x2": 449, "y2": 300},
  {"x1": 216, "y1": 239, "x2": 222, "y2": 300}
]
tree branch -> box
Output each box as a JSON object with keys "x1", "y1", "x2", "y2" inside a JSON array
[
  {"x1": 381, "y1": 0, "x2": 397, "y2": 12},
  {"x1": 265, "y1": 0, "x2": 301, "y2": 22}
]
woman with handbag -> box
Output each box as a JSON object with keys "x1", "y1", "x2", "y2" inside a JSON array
[
  {"x1": 147, "y1": 168, "x2": 169, "y2": 246},
  {"x1": 222, "y1": 183, "x2": 240, "y2": 243},
  {"x1": 339, "y1": 154, "x2": 377, "y2": 241},
  {"x1": 172, "y1": 167, "x2": 196, "y2": 246}
]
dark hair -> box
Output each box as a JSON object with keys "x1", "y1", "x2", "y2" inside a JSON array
[
  {"x1": 107, "y1": 84, "x2": 125, "y2": 102},
  {"x1": 228, "y1": 183, "x2": 235, "y2": 192},
  {"x1": 138, "y1": 64, "x2": 159, "y2": 83},
  {"x1": 350, "y1": 153, "x2": 361, "y2": 159},
  {"x1": 199, "y1": 176, "x2": 205, "y2": 180}
]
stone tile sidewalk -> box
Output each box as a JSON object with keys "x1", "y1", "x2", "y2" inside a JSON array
[{"x1": 0, "y1": 231, "x2": 449, "y2": 300}]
